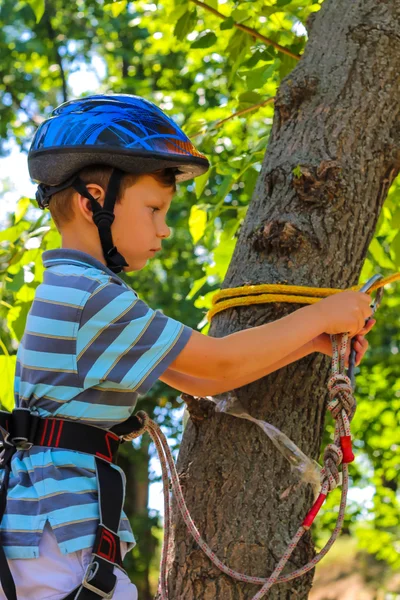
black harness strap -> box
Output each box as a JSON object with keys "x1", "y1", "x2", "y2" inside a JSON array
[
  {"x1": 0, "y1": 441, "x2": 17, "y2": 600},
  {"x1": 72, "y1": 169, "x2": 128, "y2": 274},
  {"x1": 64, "y1": 459, "x2": 124, "y2": 600},
  {"x1": 0, "y1": 409, "x2": 143, "y2": 600}
]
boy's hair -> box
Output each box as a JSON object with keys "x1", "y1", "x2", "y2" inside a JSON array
[{"x1": 49, "y1": 165, "x2": 177, "y2": 229}]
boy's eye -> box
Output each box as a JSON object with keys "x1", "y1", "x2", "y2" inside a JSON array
[{"x1": 151, "y1": 207, "x2": 160, "y2": 213}]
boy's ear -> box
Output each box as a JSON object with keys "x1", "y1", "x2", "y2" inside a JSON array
[
  {"x1": 75, "y1": 183, "x2": 106, "y2": 223},
  {"x1": 84, "y1": 183, "x2": 105, "y2": 203}
]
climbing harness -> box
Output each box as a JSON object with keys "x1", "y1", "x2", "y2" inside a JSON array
[
  {"x1": 0, "y1": 411, "x2": 145, "y2": 600},
  {"x1": 0, "y1": 274, "x2": 395, "y2": 598}
]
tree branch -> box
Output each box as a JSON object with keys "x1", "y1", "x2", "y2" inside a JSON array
[
  {"x1": 45, "y1": 9, "x2": 68, "y2": 103},
  {"x1": 1, "y1": 81, "x2": 42, "y2": 128},
  {"x1": 192, "y1": 96, "x2": 275, "y2": 138},
  {"x1": 189, "y1": 0, "x2": 301, "y2": 61}
]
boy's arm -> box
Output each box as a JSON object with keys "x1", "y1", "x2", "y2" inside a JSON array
[
  {"x1": 167, "y1": 303, "x2": 326, "y2": 386},
  {"x1": 159, "y1": 338, "x2": 317, "y2": 396}
]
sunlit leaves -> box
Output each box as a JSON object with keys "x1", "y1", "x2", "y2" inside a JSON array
[
  {"x1": 188, "y1": 205, "x2": 207, "y2": 243},
  {"x1": 103, "y1": 0, "x2": 128, "y2": 18},
  {"x1": 0, "y1": 356, "x2": 17, "y2": 410},
  {"x1": 26, "y1": 0, "x2": 45, "y2": 23},
  {"x1": 15, "y1": 197, "x2": 31, "y2": 224}
]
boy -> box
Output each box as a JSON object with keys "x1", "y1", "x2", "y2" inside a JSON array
[{"x1": 0, "y1": 94, "x2": 374, "y2": 600}]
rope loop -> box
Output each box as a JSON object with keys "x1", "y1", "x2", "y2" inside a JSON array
[
  {"x1": 321, "y1": 443, "x2": 343, "y2": 492},
  {"x1": 327, "y1": 373, "x2": 355, "y2": 421},
  {"x1": 122, "y1": 410, "x2": 150, "y2": 441}
]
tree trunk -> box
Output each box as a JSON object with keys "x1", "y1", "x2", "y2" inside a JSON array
[{"x1": 163, "y1": 1, "x2": 400, "y2": 598}]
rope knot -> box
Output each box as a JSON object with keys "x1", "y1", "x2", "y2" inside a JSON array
[
  {"x1": 321, "y1": 443, "x2": 343, "y2": 491},
  {"x1": 327, "y1": 373, "x2": 356, "y2": 420},
  {"x1": 122, "y1": 410, "x2": 149, "y2": 441}
]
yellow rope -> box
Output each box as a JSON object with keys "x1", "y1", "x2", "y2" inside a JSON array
[{"x1": 207, "y1": 273, "x2": 400, "y2": 322}]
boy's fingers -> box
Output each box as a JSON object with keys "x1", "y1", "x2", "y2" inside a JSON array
[{"x1": 356, "y1": 319, "x2": 376, "y2": 336}]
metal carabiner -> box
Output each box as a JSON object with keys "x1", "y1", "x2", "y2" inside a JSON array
[{"x1": 347, "y1": 273, "x2": 384, "y2": 389}]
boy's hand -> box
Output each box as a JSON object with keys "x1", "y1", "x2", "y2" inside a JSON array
[{"x1": 313, "y1": 318, "x2": 376, "y2": 366}]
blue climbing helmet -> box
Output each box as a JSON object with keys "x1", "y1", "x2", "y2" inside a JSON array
[{"x1": 28, "y1": 94, "x2": 210, "y2": 273}]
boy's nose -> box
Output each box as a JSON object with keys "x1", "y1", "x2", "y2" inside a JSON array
[{"x1": 159, "y1": 224, "x2": 171, "y2": 239}]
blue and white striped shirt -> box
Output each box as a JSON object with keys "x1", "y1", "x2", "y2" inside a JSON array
[{"x1": 1, "y1": 249, "x2": 192, "y2": 559}]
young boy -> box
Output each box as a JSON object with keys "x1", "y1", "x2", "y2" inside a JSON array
[{"x1": 0, "y1": 94, "x2": 374, "y2": 600}]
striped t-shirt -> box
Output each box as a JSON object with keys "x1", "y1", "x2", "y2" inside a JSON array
[{"x1": 1, "y1": 248, "x2": 192, "y2": 559}]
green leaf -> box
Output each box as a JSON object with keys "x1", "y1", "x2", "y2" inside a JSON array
[
  {"x1": 208, "y1": 0, "x2": 218, "y2": 9},
  {"x1": 16, "y1": 284, "x2": 37, "y2": 303},
  {"x1": 220, "y1": 16, "x2": 234, "y2": 31},
  {"x1": 240, "y1": 62, "x2": 277, "y2": 90},
  {"x1": 5, "y1": 269, "x2": 25, "y2": 293},
  {"x1": 7, "y1": 302, "x2": 30, "y2": 342},
  {"x1": 174, "y1": 9, "x2": 197, "y2": 41},
  {"x1": 168, "y1": 4, "x2": 189, "y2": 22},
  {"x1": 26, "y1": 0, "x2": 45, "y2": 23},
  {"x1": 43, "y1": 227, "x2": 61, "y2": 250},
  {"x1": 277, "y1": 0, "x2": 292, "y2": 6},
  {"x1": 191, "y1": 31, "x2": 218, "y2": 49},
  {"x1": 0, "y1": 222, "x2": 30, "y2": 244},
  {"x1": 15, "y1": 197, "x2": 31, "y2": 224},
  {"x1": 293, "y1": 165, "x2": 302, "y2": 179},
  {"x1": 231, "y1": 9, "x2": 250, "y2": 24},
  {"x1": 195, "y1": 169, "x2": 211, "y2": 199},
  {"x1": 279, "y1": 54, "x2": 298, "y2": 80},
  {"x1": 103, "y1": 0, "x2": 128, "y2": 18},
  {"x1": 186, "y1": 275, "x2": 208, "y2": 300},
  {"x1": 228, "y1": 35, "x2": 252, "y2": 86},
  {"x1": 392, "y1": 207, "x2": 400, "y2": 229},
  {"x1": 227, "y1": 29, "x2": 249, "y2": 63},
  {"x1": 391, "y1": 231, "x2": 400, "y2": 268},
  {"x1": 253, "y1": 135, "x2": 270, "y2": 153},
  {"x1": 368, "y1": 238, "x2": 395, "y2": 269},
  {"x1": 238, "y1": 91, "x2": 263, "y2": 104},
  {"x1": 194, "y1": 290, "x2": 215, "y2": 310},
  {"x1": 207, "y1": 229, "x2": 237, "y2": 280},
  {"x1": 189, "y1": 205, "x2": 207, "y2": 244},
  {"x1": 0, "y1": 356, "x2": 17, "y2": 411}
]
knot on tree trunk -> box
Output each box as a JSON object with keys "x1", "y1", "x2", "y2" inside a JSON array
[
  {"x1": 181, "y1": 393, "x2": 216, "y2": 424},
  {"x1": 252, "y1": 220, "x2": 304, "y2": 255},
  {"x1": 275, "y1": 73, "x2": 319, "y2": 128},
  {"x1": 292, "y1": 160, "x2": 343, "y2": 206}
]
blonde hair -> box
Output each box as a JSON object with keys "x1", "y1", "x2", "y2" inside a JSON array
[{"x1": 48, "y1": 166, "x2": 177, "y2": 229}]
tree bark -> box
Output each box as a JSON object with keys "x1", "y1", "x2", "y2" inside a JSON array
[{"x1": 162, "y1": 1, "x2": 400, "y2": 598}]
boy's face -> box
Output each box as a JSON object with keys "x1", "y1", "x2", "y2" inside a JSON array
[{"x1": 112, "y1": 174, "x2": 174, "y2": 272}]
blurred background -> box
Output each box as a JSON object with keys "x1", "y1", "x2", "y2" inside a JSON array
[{"x1": 0, "y1": 0, "x2": 399, "y2": 597}]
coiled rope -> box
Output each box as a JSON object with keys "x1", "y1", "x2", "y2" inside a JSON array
[
  {"x1": 207, "y1": 273, "x2": 400, "y2": 321},
  {"x1": 129, "y1": 272, "x2": 399, "y2": 598}
]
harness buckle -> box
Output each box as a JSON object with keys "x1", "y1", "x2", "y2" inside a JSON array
[
  {"x1": 12, "y1": 438, "x2": 33, "y2": 451},
  {"x1": 80, "y1": 561, "x2": 116, "y2": 599},
  {"x1": 0, "y1": 430, "x2": 15, "y2": 466}
]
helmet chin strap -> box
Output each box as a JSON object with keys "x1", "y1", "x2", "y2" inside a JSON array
[{"x1": 72, "y1": 168, "x2": 129, "y2": 274}]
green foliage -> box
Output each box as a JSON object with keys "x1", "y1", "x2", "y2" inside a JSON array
[
  {"x1": 0, "y1": 356, "x2": 16, "y2": 410},
  {"x1": 0, "y1": 0, "x2": 399, "y2": 593}
]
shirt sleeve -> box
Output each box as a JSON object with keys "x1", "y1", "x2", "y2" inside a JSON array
[{"x1": 76, "y1": 281, "x2": 192, "y2": 394}]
